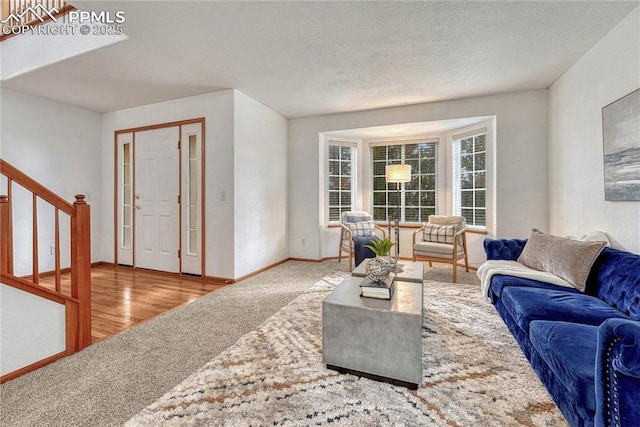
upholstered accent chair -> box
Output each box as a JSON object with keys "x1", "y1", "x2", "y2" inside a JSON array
[
  {"x1": 412, "y1": 215, "x2": 469, "y2": 282},
  {"x1": 338, "y1": 211, "x2": 387, "y2": 271}
]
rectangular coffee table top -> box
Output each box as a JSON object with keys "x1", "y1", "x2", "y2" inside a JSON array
[
  {"x1": 324, "y1": 276, "x2": 422, "y2": 316},
  {"x1": 352, "y1": 260, "x2": 424, "y2": 283}
]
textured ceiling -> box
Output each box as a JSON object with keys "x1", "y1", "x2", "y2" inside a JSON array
[{"x1": 2, "y1": 1, "x2": 638, "y2": 118}]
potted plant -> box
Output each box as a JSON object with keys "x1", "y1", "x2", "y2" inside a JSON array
[{"x1": 365, "y1": 238, "x2": 395, "y2": 263}]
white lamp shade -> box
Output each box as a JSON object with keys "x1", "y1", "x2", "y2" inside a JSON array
[{"x1": 385, "y1": 164, "x2": 412, "y2": 183}]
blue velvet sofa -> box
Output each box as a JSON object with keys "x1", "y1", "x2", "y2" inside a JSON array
[{"x1": 483, "y1": 238, "x2": 640, "y2": 427}]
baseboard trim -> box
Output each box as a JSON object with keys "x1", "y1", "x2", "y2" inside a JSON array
[
  {"x1": 288, "y1": 257, "x2": 329, "y2": 263},
  {"x1": 0, "y1": 351, "x2": 67, "y2": 385},
  {"x1": 236, "y1": 258, "x2": 290, "y2": 282},
  {"x1": 203, "y1": 275, "x2": 236, "y2": 285},
  {"x1": 21, "y1": 261, "x2": 109, "y2": 281},
  {"x1": 205, "y1": 256, "x2": 344, "y2": 284},
  {"x1": 290, "y1": 256, "x2": 479, "y2": 272},
  {"x1": 204, "y1": 258, "x2": 292, "y2": 285},
  {"x1": 75, "y1": 257, "x2": 478, "y2": 286},
  {"x1": 91, "y1": 261, "x2": 114, "y2": 268}
]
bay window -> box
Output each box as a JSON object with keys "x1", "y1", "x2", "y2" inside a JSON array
[{"x1": 370, "y1": 140, "x2": 438, "y2": 223}]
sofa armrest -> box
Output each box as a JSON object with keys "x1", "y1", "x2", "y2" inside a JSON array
[
  {"x1": 595, "y1": 318, "x2": 640, "y2": 427},
  {"x1": 483, "y1": 238, "x2": 528, "y2": 261}
]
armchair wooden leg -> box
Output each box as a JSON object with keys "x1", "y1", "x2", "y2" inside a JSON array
[
  {"x1": 452, "y1": 262, "x2": 457, "y2": 283},
  {"x1": 464, "y1": 255, "x2": 469, "y2": 272}
]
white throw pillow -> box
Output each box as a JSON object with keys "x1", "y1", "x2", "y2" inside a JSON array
[{"x1": 422, "y1": 223, "x2": 457, "y2": 244}]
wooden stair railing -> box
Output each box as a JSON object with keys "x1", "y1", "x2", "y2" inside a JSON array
[
  {"x1": 0, "y1": 159, "x2": 91, "y2": 374},
  {"x1": 1, "y1": 0, "x2": 76, "y2": 42}
]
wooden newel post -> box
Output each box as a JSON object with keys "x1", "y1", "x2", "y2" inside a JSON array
[
  {"x1": 0, "y1": 195, "x2": 13, "y2": 274},
  {"x1": 71, "y1": 194, "x2": 91, "y2": 350}
]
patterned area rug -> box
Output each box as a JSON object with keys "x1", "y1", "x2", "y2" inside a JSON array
[{"x1": 125, "y1": 273, "x2": 567, "y2": 426}]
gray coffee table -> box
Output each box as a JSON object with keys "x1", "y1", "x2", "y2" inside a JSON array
[
  {"x1": 352, "y1": 260, "x2": 424, "y2": 283},
  {"x1": 322, "y1": 276, "x2": 423, "y2": 389}
]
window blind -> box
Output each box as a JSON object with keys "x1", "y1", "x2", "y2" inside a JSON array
[
  {"x1": 369, "y1": 139, "x2": 438, "y2": 223},
  {"x1": 328, "y1": 141, "x2": 357, "y2": 222},
  {"x1": 452, "y1": 132, "x2": 487, "y2": 227}
]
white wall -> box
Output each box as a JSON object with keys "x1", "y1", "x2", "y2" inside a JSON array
[
  {"x1": 233, "y1": 91, "x2": 288, "y2": 277},
  {"x1": 0, "y1": 88, "x2": 102, "y2": 275},
  {"x1": 289, "y1": 90, "x2": 549, "y2": 262},
  {"x1": 101, "y1": 89, "x2": 288, "y2": 280},
  {"x1": 548, "y1": 6, "x2": 640, "y2": 253},
  {"x1": 100, "y1": 90, "x2": 236, "y2": 279},
  {"x1": 0, "y1": 284, "x2": 65, "y2": 376}
]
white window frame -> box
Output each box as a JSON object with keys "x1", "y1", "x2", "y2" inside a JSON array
[
  {"x1": 181, "y1": 123, "x2": 203, "y2": 275},
  {"x1": 367, "y1": 138, "x2": 440, "y2": 224},
  {"x1": 450, "y1": 123, "x2": 493, "y2": 231},
  {"x1": 117, "y1": 132, "x2": 134, "y2": 266},
  {"x1": 324, "y1": 140, "x2": 358, "y2": 224},
  {"x1": 319, "y1": 118, "x2": 495, "y2": 236}
]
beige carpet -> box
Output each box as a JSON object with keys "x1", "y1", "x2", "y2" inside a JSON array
[
  {"x1": 0, "y1": 260, "x2": 351, "y2": 427},
  {"x1": 125, "y1": 271, "x2": 567, "y2": 426}
]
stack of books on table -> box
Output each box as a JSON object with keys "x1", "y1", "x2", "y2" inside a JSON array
[{"x1": 359, "y1": 276, "x2": 396, "y2": 300}]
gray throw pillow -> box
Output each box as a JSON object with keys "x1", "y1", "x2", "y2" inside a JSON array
[{"x1": 517, "y1": 228, "x2": 606, "y2": 292}]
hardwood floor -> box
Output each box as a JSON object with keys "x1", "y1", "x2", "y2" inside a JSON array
[{"x1": 38, "y1": 264, "x2": 226, "y2": 343}]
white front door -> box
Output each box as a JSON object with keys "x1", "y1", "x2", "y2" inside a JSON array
[{"x1": 134, "y1": 127, "x2": 180, "y2": 272}]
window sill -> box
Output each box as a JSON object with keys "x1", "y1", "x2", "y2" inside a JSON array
[
  {"x1": 329, "y1": 222, "x2": 487, "y2": 234},
  {"x1": 327, "y1": 222, "x2": 423, "y2": 229},
  {"x1": 374, "y1": 222, "x2": 423, "y2": 229}
]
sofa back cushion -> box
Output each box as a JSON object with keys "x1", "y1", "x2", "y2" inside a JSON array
[
  {"x1": 483, "y1": 238, "x2": 528, "y2": 261},
  {"x1": 587, "y1": 247, "x2": 640, "y2": 320}
]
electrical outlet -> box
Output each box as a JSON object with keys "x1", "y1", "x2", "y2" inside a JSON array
[
  {"x1": 50, "y1": 245, "x2": 55, "y2": 255},
  {"x1": 301, "y1": 237, "x2": 307, "y2": 246}
]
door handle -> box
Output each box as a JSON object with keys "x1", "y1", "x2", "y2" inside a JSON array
[
  {"x1": 134, "y1": 194, "x2": 141, "y2": 200},
  {"x1": 134, "y1": 205, "x2": 141, "y2": 210}
]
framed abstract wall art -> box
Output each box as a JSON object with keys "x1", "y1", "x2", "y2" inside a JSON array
[{"x1": 602, "y1": 88, "x2": 640, "y2": 201}]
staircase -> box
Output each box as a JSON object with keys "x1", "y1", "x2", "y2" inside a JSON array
[
  {"x1": 0, "y1": 0, "x2": 75, "y2": 41},
  {"x1": 0, "y1": 158, "x2": 91, "y2": 383}
]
